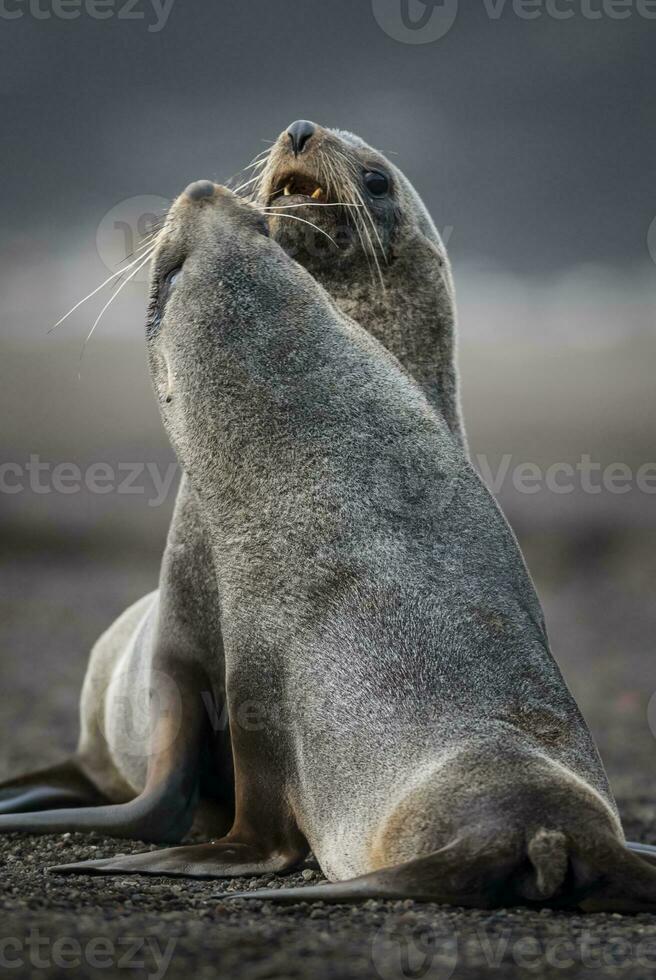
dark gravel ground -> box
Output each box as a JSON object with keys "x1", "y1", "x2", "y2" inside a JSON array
[{"x1": 1, "y1": 526, "x2": 656, "y2": 980}]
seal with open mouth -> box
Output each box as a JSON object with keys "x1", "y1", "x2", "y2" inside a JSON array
[
  {"x1": 256, "y1": 120, "x2": 464, "y2": 445},
  {"x1": 36, "y1": 181, "x2": 656, "y2": 911}
]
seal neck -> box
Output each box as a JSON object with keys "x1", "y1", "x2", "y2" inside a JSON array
[{"x1": 313, "y1": 249, "x2": 467, "y2": 454}]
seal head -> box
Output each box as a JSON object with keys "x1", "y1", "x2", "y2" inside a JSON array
[{"x1": 257, "y1": 121, "x2": 464, "y2": 444}]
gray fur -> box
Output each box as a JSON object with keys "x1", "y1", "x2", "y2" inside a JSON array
[
  {"x1": 4, "y1": 126, "x2": 656, "y2": 911},
  {"x1": 0, "y1": 125, "x2": 465, "y2": 843},
  {"x1": 52, "y1": 181, "x2": 656, "y2": 910}
]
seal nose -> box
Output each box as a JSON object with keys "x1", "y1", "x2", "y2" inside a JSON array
[
  {"x1": 185, "y1": 180, "x2": 216, "y2": 201},
  {"x1": 287, "y1": 120, "x2": 316, "y2": 157}
]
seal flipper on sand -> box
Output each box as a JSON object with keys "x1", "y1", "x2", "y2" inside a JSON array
[
  {"x1": 50, "y1": 841, "x2": 303, "y2": 879},
  {"x1": 50, "y1": 723, "x2": 308, "y2": 878},
  {"x1": 0, "y1": 666, "x2": 209, "y2": 844},
  {"x1": 220, "y1": 832, "x2": 656, "y2": 913},
  {"x1": 0, "y1": 758, "x2": 106, "y2": 814}
]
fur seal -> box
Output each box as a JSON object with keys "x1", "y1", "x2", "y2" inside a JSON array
[
  {"x1": 40, "y1": 180, "x2": 656, "y2": 911},
  {"x1": 0, "y1": 122, "x2": 463, "y2": 842},
  {"x1": 0, "y1": 126, "x2": 651, "y2": 907}
]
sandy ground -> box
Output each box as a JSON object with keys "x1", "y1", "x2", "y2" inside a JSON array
[{"x1": 1, "y1": 528, "x2": 656, "y2": 980}]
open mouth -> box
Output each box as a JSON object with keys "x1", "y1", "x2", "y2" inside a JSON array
[{"x1": 269, "y1": 172, "x2": 328, "y2": 204}]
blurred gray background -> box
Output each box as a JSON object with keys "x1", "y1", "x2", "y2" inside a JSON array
[{"x1": 1, "y1": 0, "x2": 655, "y2": 796}]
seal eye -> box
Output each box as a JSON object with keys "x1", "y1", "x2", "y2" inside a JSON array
[
  {"x1": 363, "y1": 171, "x2": 389, "y2": 197},
  {"x1": 159, "y1": 266, "x2": 182, "y2": 308}
]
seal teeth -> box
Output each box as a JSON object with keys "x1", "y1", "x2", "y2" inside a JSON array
[{"x1": 276, "y1": 178, "x2": 326, "y2": 201}]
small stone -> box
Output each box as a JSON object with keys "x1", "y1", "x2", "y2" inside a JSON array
[{"x1": 301, "y1": 869, "x2": 316, "y2": 881}]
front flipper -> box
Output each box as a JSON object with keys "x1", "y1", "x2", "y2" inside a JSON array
[
  {"x1": 0, "y1": 662, "x2": 207, "y2": 844},
  {"x1": 51, "y1": 840, "x2": 301, "y2": 879},
  {"x1": 0, "y1": 783, "x2": 194, "y2": 843},
  {"x1": 50, "y1": 685, "x2": 309, "y2": 879},
  {"x1": 0, "y1": 758, "x2": 105, "y2": 815}
]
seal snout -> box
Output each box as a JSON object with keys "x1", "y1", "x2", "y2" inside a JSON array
[
  {"x1": 184, "y1": 180, "x2": 217, "y2": 201},
  {"x1": 287, "y1": 120, "x2": 316, "y2": 157}
]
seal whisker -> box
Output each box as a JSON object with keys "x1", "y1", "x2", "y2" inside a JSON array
[
  {"x1": 322, "y1": 151, "x2": 362, "y2": 218},
  {"x1": 240, "y1": 147, "x2": 272, "y2": 168},
  {"x1": 246, "y1": 154, "x2": 270, "y2": 168},
  {"x1": 352, "y1": 185, "x2": 388, "y2": 266},
  {"x1": 77, "y1": 246, "x2": 156, "y2": 374},
  {"x1": 124, "y1": 232, "x2": 162, "y2": 261},
  {"x1": 50, "y1": 244, "x2": 159, "y2": 334},
  {"x1": 321, "y1": 151, "x2": 375, "y2": 273},
  {"x1": 258, "y1": 209, "x2": 338, "y2": 247},
  {"x1": 228, "y1": 156, "x2": 269, "y2": 184},
  {"x1": 239, "y1": 153, "x2": 273, "y2": 202},
  {"x1": 239, "y1": 149, "x2": 272, "y2": 176},
  {"x1": 327, "y1": 157, "x2": 382, "y2": 287},
  {"x1": 350, "y1": 185, "x2": 388, "y2": 289},
  {"x1": 232, "y1": 174, "x2": 263, "y2": 194},
  {"x1": 339, "y1": 176, "x2": 386, "y2": 287},
  {"x1": 225, "y1": 148, "x2": 273, "y2": 201},
  {"x1": 330, "y1": 146, "x2": 388, "y2": 279}
]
